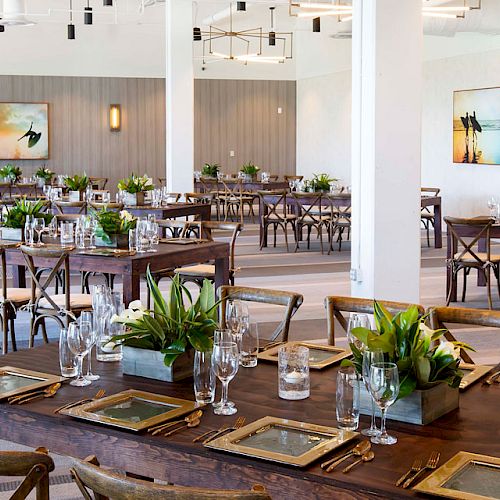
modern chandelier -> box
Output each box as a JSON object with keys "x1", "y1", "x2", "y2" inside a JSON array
[{"x1": 193, "y1": 2, "x2": 293, "y2": 65}]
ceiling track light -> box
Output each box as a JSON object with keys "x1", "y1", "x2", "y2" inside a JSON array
[
  {"x1": 67, "y1": 0, "x2": 75, "y2": 39},
  {"x1": 84, "y1": 1, "x2": 93, "y2": 25}
]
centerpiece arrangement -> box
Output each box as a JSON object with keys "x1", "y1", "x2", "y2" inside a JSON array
[
  {"x1": 347, "y1": 302, "x2": 472, "y2": 425},
  {"x1": 2, "y1": 199, "x2": 53, "y2": 241},
  {"x1": 65, "y1": 174, "x2": 90, "y2": 201},
  {"x1": 35, "y1": 167, "x2": 54, "y2": 187},
  {"x1": 94, "y1": 209, "x2": 136, "y2": 248},
  {"x1": 111, "y1": 268, "x2": 218, "y2": 382},
  {"x1": 0, "y1": 164, "x2": 22, "y2": 184},
  {"x1": 240, "y1": 162, "x2": 260, "y2": 182},
  {"x1": 201, "y1": 163, "x2": 220, "y2": 179},
  {"x1": 117, "y1": 174, "x2": 154, "y2": 206},
  {"x1": 309, "y1": 173, "x2": 338, "y2": 192}
]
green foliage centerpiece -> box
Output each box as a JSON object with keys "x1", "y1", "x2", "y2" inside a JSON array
[
  {"x1": 2, "y1": 199, "x2": 53, "y2": 241},
  {"x1": 0, "y1": 164, "x2": 22, "y2": 183},
  {"x1": 310, "y1": 173, "x2": 338, "y2": 192},
  {"x1": 65, "y1": 174, "x2": 90, "y2": 201},
  {"x1": 35, "y1": 167, "x2": 54, "y2": 185},
  {"x1": 93, "y1": 209, "x2": 136, "y2": 248},
  {"x1": 240, "y1": 162, "x2": 260, "y2": 180},
  {"x1": 117, "y1": 174, "x2": 154, "y2": 206},
  {"x1": 201, "y1": 163, "x2": 220, "y2": 178}
]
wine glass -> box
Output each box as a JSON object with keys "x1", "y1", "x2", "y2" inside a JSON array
[
  {"x1": 33, "y1": 218, "x2": 46, "y2": 246},
  {"x1": 347, "y1": 313, "x2": 371, "y2": 352},
  {"x1": 226, "y1": 300, "x2": 249, "y2": 333},
  {"x1": 212, "y1": 338, "x2": 239, "y2": 416},
  {"x1": 487, "y1": 196, "x2": 498, "y2": 217},
  {"x1": 86, "y1": 217, "x2": 98, "y2": 249},
  {"x1": 80, "y1": 311, "x2": 100, "y2": 381},
  {"x1": 368, "y1": 362, "x2": 400, "y2": 445},
  {"x1": 361, "y1": 348, "x2": 384, "y2": 437},
  {"x1": 102, "y1": 191, "x2": 111, "y2": 208},
  {"x1": 67, "y1": 322, "x2": 93, "y2": 387}
]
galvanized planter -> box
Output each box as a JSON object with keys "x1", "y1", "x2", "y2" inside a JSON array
[
  {"x1": 359, "y1": 383, "x2": 459, "y2": 426},
  {"x1": 1, "y1": 227, "x2": 24, "y2": 241},
  {"x1": 122, "y1": 346, "x2": 194, "y2": 382},
  {"x1": 68, "y1": 190, "x2": 85, "y2": 202},
  {"x1": 95, "y1": 233, "x2": 129, "y2": 249},
  {"x1": 123, "y1": 191, "x2": 145, "y2": 206}
]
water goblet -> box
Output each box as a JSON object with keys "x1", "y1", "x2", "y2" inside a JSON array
[
  {"x1": 80, "y1": 311, "x2": 100, "y2": 381},
  {"x1": 33, "y1": 218, "x2": 46, "y2": 246},
  {"x1": 67, "y1": 322, "x2": 93, "y2": 387},
  {"x1": 102, "y1": 191, "x2": 111, "y2": 208},
  {"x1": 212, "y1": 339, "x2": 239, "y2": 415},
  {"x1": 347, "y1": 313, "x2": 371, "y2": 352},
  {"x1": 361, "y1": 348, "x2": 384, "y2": 436}
]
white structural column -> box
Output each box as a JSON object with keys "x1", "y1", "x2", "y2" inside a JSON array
[
  {"x1": 166, "y1": 0, "x2": 194, "y2": 193},
  {"x1": 350, "y1": 0, "x2": 422, "y2": 303}
]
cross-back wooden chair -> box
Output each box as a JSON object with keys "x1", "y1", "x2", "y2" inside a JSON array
[
  {"x1": 13, "y1": 182, "x2": 37, "y2": 198},
  {"x1": 444, "y1": 216, "x2": 499, "y2": 309},
  {"x1": 0, "y1": 242, "x2": 32, "y2": 354},
  {"x1": 53, "y1": 200, "x2": 87, "y2": 215},
  {"x1": 163, "y1": 192, "x2": 182, "y2": 204},
  {"x1": 185, "y1": 192, "x2": 214, "y2": 204},
  {"x1": 325, "y1": 296, "x2": 425, "y2": 346},
  {"x1": 323, "y1": 193, "x2": 351, "y2": 253},
  {"x1": 421, "y1": 187, "x2": 441, "y2": 247},
  {"x1": 21, "y1": 244, "x2": 93, "y2": 347},
  {"x1": 291, "y1": 192, "x2": 326, "y2": 253},
  {"x1": 258, "y1": 190, "x2": 297, "y2": 252},
  {"x1": 0, "y1": 448, "x2": 54, "y2": 500},
  {"x1": 428, "y1": 306, "x2": 500, "y2": 364},
  {"x1": 157, "y1": 219, "x2": 190, "y2": 239},
  {"x1": 284, "y1": 175, "x2": 303, "y2": 182},
  {"x1": 89, "y1": 177, "x2": 108, "y2": 190},
  {"x1": 219, "y1": 285, "x2": 303, "y2": 342},
  {"x1": 71, "y1": 456, "x2": 271, "y2": 500},
  {"x1": 221, "y1": 179, "x2": 254, "y2": 224},
  {"x1": 199, "y1": 179, "x2": 222, "y2": 220},
  {"x1": 158, "y1": 177, "x2": 166, "y2": 186}
]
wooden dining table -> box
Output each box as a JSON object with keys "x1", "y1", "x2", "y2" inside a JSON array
[
  {"x1": 0, "y1": 343, "x2": 497, "y2": 499},
  {"x1": 195, "y1": 180, "x2": 290, "y2": 193},
  {"x1": 126, "y1": 202, "x2": 211, "y2": 221}
]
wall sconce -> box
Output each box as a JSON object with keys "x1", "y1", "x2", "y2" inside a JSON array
[{"x1": 109, "y1": 104, "x2": 121, "y2": 132}]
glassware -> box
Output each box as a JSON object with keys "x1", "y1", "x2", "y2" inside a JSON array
[
  {"x1": 59, "y1": 327, "x2": 78, "y2": 378},
  {"x1": 86, "y1": 217, "x2": 97, "y2": 249},
  {"x1": 368, "y1": 362, "x2": 400, "y2": 445},
  {"x1": 75, "y1": 220, "x2": 86, "y2": 249},
  {"x1": 42, "y1": 185, "x2": 52, "y2": 198},
  {"x1": 336, "y1": 366, "x2": 360, "y2": 431},
  {"x1": 212, "y1": 339, "x2": 239, "y2": 415},
  {"x1": 226, "y1": 299, "x2": 249, "y2": 335},
  {"x1": 136, "y1": 221, "x2": 148, "y2": 253},
  {"x1": 239, "y1": 323, "x2": 259, "y2": 368},
  {"x1": 48, "y1": 217, "x2": 57, "y2": 237},
  {"x1": 278, "y1": 344, "x2": 310, "y2": 400},
  {"x1": 94, "y1": 288, "x2": 123, "y2": 362},
  {"x1": 67, "y1": 322, "x2": 93, "y2": 387},
  {"x1": 193, "y1": 349, "x2": 215, "y2": 404},
  {"x1": 102, "y1": 191, "x2": 111, "y2": 207},
  {"x1": 347, "y1": 313, "x2": 371, "y2": 352},
  {"x1": 80, "y1": 311, "x2": 100, "y2": 381},
  {"x1": 24, "y1": 219, "x2": 34, "y2": 246},
  {"x1": 487, "y1": 196, "x2": 498, "y2": 218},
  {"x1": 60, "y1": 222, "x2": 74, "y2": 247},
  {"x1": 128, "y1": 228, "x2": 136, "y2": 252},
  {"x1": 361, "y1": 348, "x2": 384, "y2": 436},
  {"x1": 33, "y1": 217, "x2": 45, "y2": 246},
  {"x1": 145, "y1": 221, "x2": 158, "y2": 252}
]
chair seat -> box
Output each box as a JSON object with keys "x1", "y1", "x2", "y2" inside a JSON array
[
  {"x1": 39, "y1": 293, "x2": 93, "y2": 310},
  {"x1": 175, "y1": 264, "x2": 215, "y2": 278},
  {"x1": 454, "y1": 252, "x2": 500, "y2": 263},
  {"x1": 421, "y1": 213, "x2": 435, "y2": 220},
  {"x1": 266, "y1": 214, "x2": 297, "y2": 221},
  {"x1": 6, "y1": 288, "x2": 32, "y2": 304}
]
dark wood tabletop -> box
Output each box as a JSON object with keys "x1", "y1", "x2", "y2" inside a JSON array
[
  {"x1": 126, "y1": 202, "x2": 211, "y2": 221},
  {"x1": 195, "y1": 180, "x2": 290, "y2": 193},
  {"x1": 0, "y1": 343, "x2": 497, "y2": 499}
]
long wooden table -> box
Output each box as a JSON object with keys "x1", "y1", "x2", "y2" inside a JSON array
[
  {"x1": 5, "y1": 241, "x2": 229, "y2": 305},
  {"x1": 0, "y1": 343, "x2": 497, "y2": 499},
  {"x1": 126, "y1": 202, "x2": 211, "y2": 221},
  {"x1": 195, "y1": 180, "x2": 289, "y2": 193}
]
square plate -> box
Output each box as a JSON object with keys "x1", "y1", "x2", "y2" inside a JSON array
[
  {"x1": 258, "y1": 342, "x2": 351, "y2": 369},
  {"x1": 160, "y1": 238, "x2": 209, "y2": 245},
  {"x1": 61, "y1": 389, "x2": 201, "y2": 432},
  {"x1": 205, "y1": 416, "x2": 358, "y2": 467},
  {"x1": 0, "y1": 366, "x2": 64, "y2": 400},
  {"x1": 77, "y1": 248, "x2": 136, "y2": 257},
  {"x1": 459, "y1": 363, "x2": 492, "y2": 390},
  {"x1": 414, "y1": 451, "x2": 500, "y2": 500}
]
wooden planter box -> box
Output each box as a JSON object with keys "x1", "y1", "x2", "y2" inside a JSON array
[
  {"x1": 123, "y1": 191, "x2": 145, "y2": 206},
  {"x1": 122, "y1": 347, "x2": 194, "y2": 382},
  {"x1": 359, "y1": 383, "x2": 459, "y2": 425},
  {"x1": 95, "y1": 233, "x2": 129, "y2": 249},
  {"x1": 68, "y1": 190, "x2": 84, "y2": 202},
  {"x1": 1, "y1": 227, "x2": 24, "y2": 241}
]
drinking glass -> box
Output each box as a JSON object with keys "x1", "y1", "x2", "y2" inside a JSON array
[
  {"x1": 239, "y1": 323, "x2": 259, "y2": 368},
  {"x1": 336, "y1": 366, "x2": 360, "y2": 431},
  {"x1": 60, "y1": 222, "x2": 74, "y2": 247},
  {"x1": 193, "y1": 349, "x2": 215, "y2": 404},
  {"x1": 102, "y1": 191, "x2": 111, "y2": 207},
  {"x1": 361, "y1": 348, "x2": 384, "y2": 436},
  {"x1": 212, "y1": 340, "x2": 239, "y2": 415},
  {"x1": 67, "y1": 322, "x2": 93, "y2": 387},
  {"x1": 86, "y1": 217, "x2": 97, "y2": 249},
  {"x1": 59, "y1": 327, "x2": 78, "y2": 378},
  {"x1": 347, "y1": 313, "x2": 371, "y2": 352},
  {"x1": 146, "y1": 221, "x2": 158, "y2": 252},
  {"x1": 368, "y1": 362, "x2": 400, "y2": 445},
  {"x1": 24, "y1": 219, "x2": 34, "y2": 246},
  {"x1": 226, "y1": 299, "x2": 249, "y2": 334},
  {"x1": 80, "y1": 311, "x2": 100, "y2": 381},
  {"x1": 129, "y1": 228, "x2": 137, "y2": 251},
  {"x1": 278, "y1": 344, "x2": 310, "y2": 400},
  {"x1": 42, "y1": 185, "x2": 52, "y2": 198},
  {"x1": 33, "y1": 218, "x2": 45, "y2": 246},
  {"x1": 487, "y1": 196, "x2": 498, "y2": 217},
  {"x1": 75, "y1": 220, "x2": 86, "y2": 249}
]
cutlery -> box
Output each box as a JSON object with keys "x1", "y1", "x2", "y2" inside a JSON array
[
  {"x1": 53, "y1": 389, "x2": 106, "y2": 414},
  {"x1": 342, "y1": 450, "x2": 375, "y2": 473},
  {"x1": 198, "y1": 416, "x2": 247, "y2": 445},
  {"x1": 163, "y1": 418, "x2": 201, "y2": 437},
  {"x1": 261, "y1": 341, "x2": 284, "y2": 351},
  {"x1": 321, "y1": 440, "x2": 371, "y2": 471},
  {"x1": 402, "y1": 451, "x2": 440, "y2": 489},
  {"x1": 396, "y1": 458, "x2": 423, "y2": 487},
  {"x1": 148, "y1": 410, "x2": 204, "y2": 435},
  {"x1": 482, "y1": 362, "x2": 500, "y2": 385},
  {"x1": 11, "y1": 383, "x2": 61, "y2": 405},
  {"x1": 193, "y1": 425, "x2": 229, "y2": 443}
]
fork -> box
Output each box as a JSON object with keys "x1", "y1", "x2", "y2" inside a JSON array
[
  {"x1": 402, "y1": 452, "x2": 440, "y2": 489},
  {"x1": 53, "y1": 389, "x2": 106, "y2": 414},
  {"x1": 396, "y1": 458, "x2": 422, "y2": 487},
  {"x1": 197, "y1": 417, "x2": 246, "y2": 445}
]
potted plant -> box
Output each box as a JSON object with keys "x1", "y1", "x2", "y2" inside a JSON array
[
  {"x1": 117, "y1": 174, "x2": 154, "y2": 206},
  {"x1": 111, "y1": 268, "x2": 218, "y2": 382},
  {"x1": 346, "y1": 302, "x2": 472, "y2": 425},
  {"x1": 310, "y1": 173, "x2": 338, "y2": 192},
  {"x1": 201, "y1": 163, "x2": 220, "y2": 179},
  {"x1": 240, "y1": 162, "x2": 260, "y2": 182},
  {"x1": 93, "y1": 209, "x2": 136, "y2": 248},
  {"x1": 0, "y1": 164, "x2": 22, "y2": 184},
  {"x1": 64, "y1": 174, "x2": 90, "y2": 201},
  {"x1": 35, "y1": 167, "x2": 54, "y2": 187},
  {"x1": 2, "y1": 198, "x2": 53, "y2": 241}
]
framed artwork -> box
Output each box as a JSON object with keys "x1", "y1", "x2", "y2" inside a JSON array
[{"x1": 0, "y1": 102, "x2": 49, "y2": 160}]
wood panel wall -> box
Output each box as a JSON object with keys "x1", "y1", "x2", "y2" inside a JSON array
[
  {"x1": 0, "y1": 75, "x2": 166, "y2": 192},
  {"x1": 194, "y1": 79, "x2": 296, "y2": 177}
]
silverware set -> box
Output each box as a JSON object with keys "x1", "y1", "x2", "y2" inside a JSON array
[
  {"x1": 483, "y1": 370, "x2": 500, "y2": 385},
  {"x1": 320, "y1": 440, "x2": 374, "y2": 473},
  {"x1": 147, "y1": 410, "x2": 204, "y2": 436},
  {"x1": 53, "y1": 389, "x2": 106, "y2": 414},
  {"x1": 7, "y1": 383, "x2": 62, "y2": 405},
  {"x1": 260, "y1": 340, "x2": 284, "y2": 351},
  {"x1": 193, "y1": 416, "x2": 246, "y2": 444},
  {"x1": 397, "y1": 451, "x2": 440, "y2": 489}
]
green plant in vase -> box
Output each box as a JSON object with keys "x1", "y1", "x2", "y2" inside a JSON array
[
  {"x1": 310, "y1": 173, "x2": 338, "y2": 192},
  {"x1": 201, "y1": 163, "x2": 221, "y2": 178},
  {"x1": 93, "y1": 209, "x2": 136, "y2": 245},
  {"x1": 3, "y1": 198, "x2": 53, "y2": 229},
  {"x1": 64, "y1": 174, "x2": 89, "y2": 191},
  {"x1": 240, "y1": 162, "x2": 260, "y2": 178},
  {"x1": 35, "y1": 167, "x2": 54, "y2": 185},
  {"x1": 117, "y1": 173, "x2": 154, "y2": 194},
  {"x1": 0, "y1": 164, "x2": 22, "y2": 183}
]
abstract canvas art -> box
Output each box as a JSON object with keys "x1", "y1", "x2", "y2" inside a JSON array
[
  {"x1": 453, "y1": 88, "x2": 500, "y2": 165},
  {"x1": 0, "y1": 103, "x2": 49, "y2": 160}
]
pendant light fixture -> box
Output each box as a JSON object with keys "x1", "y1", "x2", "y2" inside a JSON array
[
  {"x1": 0, "y1": 25, "x2": 4, "y2": 33},
  {"x1": 269, "y1": 7, "x2": 276, "y2": 46},
  {"x1": 84, "y1": 1, "x2": 93, "y2": 25},
  {"x1": 67, "y1": 0, "x2": 75, "y2": 39},
  {"x1": 193, "y1": 27, "x2": 202, "y2": 41},
  {"x1": 237, "y1": 2, "x2": 246, "y2": 11},
  {"x1": 312, "y1": 16, "x2": 320, "y2": 32},
  {"x1": 103, "y1": 0, "x2": 113, "y2": 5}
]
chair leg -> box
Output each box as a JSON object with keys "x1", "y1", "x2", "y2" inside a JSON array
[
  {"x1": 40, "y1": 318, "x2": 49, "y2": 344},
  {"x1": 318, "y1": 224, "x2": 324, "y2": 255},
  {"x1": 273, "y1": 223, "x2": 277, "y2": 248},
  {"x1": 9, "y1": 315, "x2": 17, "y2": 352},
  {"x1": 306, "y1": 225, "x2": 312, "y2": 249},
  {"x1": 284, "y1": 222, "x2": 289, "y2": 253},
  {"x1": 445, "y1": 266, "x2": 457, "y2": 306},
  {"x1": 461, "y1": 268, "x2": 468, "y2": 302},
  {"x1": 426, "y1": 222, "x2": 431, "y2": 247},
  {"x1": 486, "y1": 267, "x2": 493, "y2": 310},
  {"x1": 30, "y1": 316, "x2": 40, "y2": 348},
  {"x1": 2, "y1": 309, "x2": 8, "y2": 355}
]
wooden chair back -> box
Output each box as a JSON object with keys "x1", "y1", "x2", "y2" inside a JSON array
[
  {"x1": 89, "y1": 177, "x2": 108, "y2": 190},
  {"x1": 199, "y1": 178, "x2": 220, "y2": 194},
  {"x1": 54, "y1": 201, "x2": 87, "y2": 215},
  {"x1": 428, "y1": 306, "x2": 500, "y2": 364},
  {"x1": 258, "y1": 190, "x2": 288, "y2": 221},
  {"x1": 71, "y1": 456, "x2": 271, "y2": 500},
  {"x1": 324, "y1": 193, "x2": 351, "y2": 218},
  {"x1": 291, "y1": 192, "x2": 323, "y2": 224},
  {"x1": 185, "y1": 192, "x2": 214, "y2": 204},
  {"x1": 157, "y1": 219, "x2": 189, "y2": 238},
  {"x1": 202, "y1": 221, "x2": 242, "y2": 273},
  {"x1": 421, "y1": 187, "x2": 440, "y2": 197},
  {"x1": 325, "y1": 296, "x2": 425, "y2": 345},
  {"x1": 284, "y1": 175, "x2": 303, "y2": 182},
  {"x1": 219, "y1": 285, "x2": 303, "y2": 342},
  {"x1": 54, "y1": 214, "x2": 82, "y2": 224},
  {"x1": 158, "y1": 177, "x2": 166, "y2": 186},
  {"x1": 163, "y1": 192, "x2": 182, "y2": 203},
  {"x1": 268, "y1": 175, "x2": 279, "y2": 181},
  {"x1": 0, "y1": 448, "x2": 54, "y2": 500}
]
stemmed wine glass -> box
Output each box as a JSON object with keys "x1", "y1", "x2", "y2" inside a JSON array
[
  {"x1": 102, "y1": 191, "x2": 111, "y2": 209},
  {"x1": 86, "y1": 217, "x2": 98, "y2": 249},
  {"x1": 361, "y1": 348, "x2": 384, "y2": 437},
  {"x1": 80, "y1": 311, "x2": 99, "y2": 381},
  {"x1": 33, "y1": 218, "x2": 45, "y2": 246},
  {"x1": 368, "y1": 362, "x2": 400, "y2": 445},
  {"x1": 487, "y1": 196, "x2": 498, "y2": 218},
  {"x1": 67, "y1": 322, "x2": 94, "y2": 387},
  {"x1": 212, "y1": 335, "x2": 239, "y2": 416},
  {"x1": 347, "y1": 313, "x2": 371, "y2": 352}
]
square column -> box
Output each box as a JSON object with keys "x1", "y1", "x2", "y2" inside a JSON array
[
  {"x1": 166, "y1": 0, "x2": 194, "y2": 193},
  {"x1": 350, "y1": 0, "x2": 422, "y2": 303}
]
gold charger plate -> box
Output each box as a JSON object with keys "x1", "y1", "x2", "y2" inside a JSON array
[
  {"x1": 205, "y1": 416, "x2": 358, "y2": 467},
  {"x1": 61, "y1": 389, "x2": 201, "y2": 432},
  {"x1": 77, "y1": 248, "x2": 136, "y2": 257},
  {"x1": 258, "y1": 341, "x2": 351, "y2": 369},
  {"x1": 160, "y1": 238, "x2": 209, "y2": 245},
  {"x1": 0, "y1": 366, "x2": 64, "y2": 400},
  {"x1": 413, "y1": 451, "x2": 500, "y2": 500},
  {"x1": 459, "y1": 363, "x2": 492, "y2": 390}
]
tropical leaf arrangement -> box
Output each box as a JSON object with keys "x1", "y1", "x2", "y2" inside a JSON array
[
  {"x1": 111, "y1": 268, "x2": 218, "y2": 366},
  {"x1": 345, "y1": 302, "x2": 473, "y2": 400},
  {"x1": 93, "y1": 209, "x2": 136, "y2": 243},
  {"x1": 3, "y1": 198, "x2": 53, "y2": 229},
  {"x1": 117, "y1": 174, "x2": 154, "y2": 194},
  {"x1": 0, "y1": 164, "x2": 22, "y2": 183},
  {"x1": 35, "y1": 167, "x2": 54, "y2": 182},
  {"x1": 310, "y1": 173, "x2": 338, "y2": 192},
  {"x1": 240, "y1": 162, "x2": 260, "y2": 176},
  {"x1": 64, "y1": 174, "x2": 89, "y2": 191},
  {"x1": 201, "y1": 163, "x2": 220, "y2": 178}
]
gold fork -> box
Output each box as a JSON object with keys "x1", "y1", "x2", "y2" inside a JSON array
[
  {"x1": 396, "y1": 458, "x2": 423, "y2": 487},
  {"x1": 53, "y1": 389, "x2": 106, "y2": 414},
  {"x1": 202, "y1": 416, "x2": 246, "y2": 445},
  {"x1": 403, "y1": 451, "x2": 440, "y2": 489}
]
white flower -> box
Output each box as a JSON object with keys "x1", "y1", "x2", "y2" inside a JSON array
[
  {"x1": 418, "y1": 323, "x2": 434, "y2": 352},
  {"x1": 128, "y1": 300, "x2": 146, "y2": 311},
  {"x1": 434, "y1": 340, "x2": 460, "y2": 360},
  {"x1": 119, "y1": 210, "x2": 134, "y2": 222},
  {"x1": 111, "y1": 307, "x2": 146, "y2": 324}
]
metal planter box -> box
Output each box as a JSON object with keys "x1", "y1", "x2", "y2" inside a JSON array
[
  {"x1": 95, "y1": 233, "x2": 129, "y2": 249},
  {"x1": 122, "y1": 346, "x2": 194, "y2": 382},
  {"x1": 360, "y1": 382, "x2": 459, "y2": 425},
  {"x1": 68, "y1": 190, "x2": 84, "y2": 202},
  {"x1": 1, "y1": 227, "x2": 24, "y2": 241},
  {"x1": 123, "y1": 191, "x2": 145, "y2": 206}
]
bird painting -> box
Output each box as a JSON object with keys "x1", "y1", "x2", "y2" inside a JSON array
[{"x1": 17, "y1": 122, "x2": 42, "y2": 149}]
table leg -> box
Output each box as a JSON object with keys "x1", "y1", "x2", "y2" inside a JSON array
[
  {"x1": 446, "y1": 231, "x2": 457, "y2": 302},
  {"x1": 214, "y1": 254, "x2": 230, "y2": 292},
  {"x1": 434, "y1": 201, "x2": 442, "y2": 249},
  {"x1": 201, "y1": 204, "x2": 211, "y2": 222},
  {"x1": 12, "y1": 265, "x2": 26, "y2": 288},
  {"x1": 478, "y1": 238, "x2": 487, "y2": 287},
  {"x1": 259, "y1": 198, "x2": 267, "y2": 248},
  {"x1": 122, "y1": 272, "x2": 141, "y2": 305}
]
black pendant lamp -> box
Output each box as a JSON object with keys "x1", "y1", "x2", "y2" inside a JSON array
[
  {"x1": 237, "y1": 2, "x2": 246, "y2": 11},
  {"x1": 269, "y1": 7, "x2": 276, "y2": 46},
  {"x1": 0, "y1": 25, "x2": 5, "y2": 33},
  {"x1": 103, "y1": 0, "x2": 113, "y2": 5},
  {"x1": 84, "y1": 2, "x2": 93, "y2": 25},
  {"x1": 193, "y1": 27, "x2": 202, "y2": 41},
  {"x1": 68, "y1": 0, "x2": 75, "y2": 39},
  {"x1": 313, "y1": 17, "x2": 320, "y2": 32}
]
